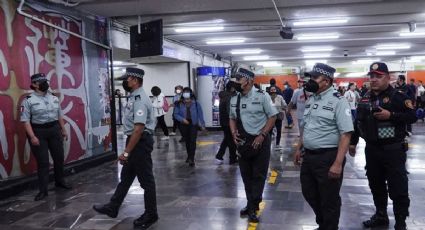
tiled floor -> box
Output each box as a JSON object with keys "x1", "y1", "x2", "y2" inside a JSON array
[{"x1": 1, "y1": 121, "x2": 425, "y2": 230}]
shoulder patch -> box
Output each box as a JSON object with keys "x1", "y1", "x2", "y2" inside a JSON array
[
  {"x1": 333, "y1": 92, "x2": 342, "y2": 99},
  {"x1": 26, "y1": 95, "x2": 31, "y2": 99},
  {"x1": 256, "y1": 89, "x2": 264, "y2": 94}
]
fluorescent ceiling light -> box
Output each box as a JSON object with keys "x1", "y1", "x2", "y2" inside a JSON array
[
  {"x1": 303, "y1": 53, "x2": 331, "y2": 58},
  {"x1": 375, "y1": 51, "x2": 396, "y2": 55},
  {"x1": 305, "y1": 60, "x2": 328, "y2": 65},
  {"x1": 297, "y1": 33, "x2": 340, "y2": 40},
  {"x1": 257, "y1": 61, "x2": 281, "y2": 67},
  {"x1": 174, "y1": 19, "x2": 224, "y2": 26},
  {"x1": 410, "y1": 56, "x2": 425, "y2": 60},
  {"x1": 399, "y1": 31, "x2": 425, "y2": 37},
  {"x1": 293, "y1": 18, "x2": 348, "y2": 26},
  {"x1": 243, "y1": 55, "x2": 270, "y2": 61},
  {"x1": 403, "y1": 59, "x2": 421, "y2": 63},
  {"x1": 175, "y1": 26, "x2": 224, "y2": 33},
  {"x1": 231, "y1": 49, "x2": 262, "y2": 55},
  {"x1": 352, "y1": 59, "x2": 380, "y2": 64},
  {"x1": 376, "y1": 43, "x2": 411, "y2": 50},
  {"x1": 206, "y1": 38, "x2": 245, "y2": 44},
  {"x1": 301, "y1": 46, "x2": 334, "y2": 52}
]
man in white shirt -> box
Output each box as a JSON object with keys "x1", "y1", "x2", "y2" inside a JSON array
[
  {"x1": 287, "y1": 80, "x2": 309, "y2": 135},
  {"x1": 416, "y1": 80, "x2": 425, "y2": 110},
  {"x1": 344, "y1": 83, "x2": 359, "y2": 120}
]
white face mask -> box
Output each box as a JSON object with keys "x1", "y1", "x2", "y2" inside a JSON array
[
  {"x1": 176, "y1": 89, "x2": 182, "y2": 94},
  {"x1": 183, "y1": 92, "x2": 191, "y2": 99}
]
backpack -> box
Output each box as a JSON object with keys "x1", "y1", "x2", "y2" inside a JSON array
[
  {"x1": 162, "y1": 97, "x2": 169, "y2": 112},
  {"x1": 417, "y1": 108, "x2": 425, "y2": 120}
]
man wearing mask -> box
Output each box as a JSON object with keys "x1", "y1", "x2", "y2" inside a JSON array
[
  {"x1": 294, "y1": 63, "x2": 353, "y2": 230},
  {"x1": 350, "y1": 62, "x2": 417, "y2": 230},
  {"x1": 269, "y1": 86, "x2": 287, "y2": 149},
  {"x1": 417, "y1": 80, "x2": 425, "y2": 110},
  {"x1": 344, "y1": 82, "x2": 359, "y2": 120},
  {"x1": 395, "y1": 75, "x2": 414, "y2": 135},
  {"x1": 20, "y1": 73, "x2": 71, "y2": 201},
  {"x1": 287, "y1": 79, "x2": 309, "y2": 135},
  {"x1": 93, "y1": 67, "x2": 159, "y2": 229},
  {"x1": 216, "y1": 80, "x2": 238, "y2": 165},
  {"x1": 266, "y1": 78, "x2": 283, "y2": 96},
  {"x1": 229, "y1": 68, "x2": 278, "y2": 223},
  {"x1": 283, "y1": 82, "x2": 294, "y2": 128}
]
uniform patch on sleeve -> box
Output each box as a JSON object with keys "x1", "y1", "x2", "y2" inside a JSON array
[
  {"x1": 136, "y1": 109, "x2": 144, "y2": 116},
  {"x1": 345, "y1": 108, "x2": 352, "y2": 116},
  {"x1": 231, "y1": 104, "x2": 237, "y2": 107},
  {"x1": 20, "y1": 106, "x2": 24, "y2": 113},
  {"x1": 405, "y1": 100, "x2": 414, "y2": 109},
  {"x1": 322, "y1": 106, "x2": 333, "y2": 111}
]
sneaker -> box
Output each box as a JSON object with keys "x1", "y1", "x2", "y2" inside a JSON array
[
  {"x1": 160, "y1": 136, "x2": 169, "y2": 140},
  {"x1": 215, "y1": 158, "x2": 224, "y2": 165},
  {"x1": 169, "y1": 132, "x2": 176, "y2": 136}
]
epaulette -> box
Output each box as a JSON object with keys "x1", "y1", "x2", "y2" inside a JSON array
[
  {"x1": 256, "y1": 89, "x2": 264, "y2": 94},
  {"x1": 135, "y1": 95, "x2": 141, "y2": 100},
  {"x1": 333, "y1": 92, "x2": 343, "y2": 99},
  {"x1": 26, "y1": 95, "x2": 31, "y2": 99},
  {"x1": 51, "y1": 92, "x2": 58, "y2": 97}
]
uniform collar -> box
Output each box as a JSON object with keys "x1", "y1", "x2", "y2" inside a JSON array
[
  {"x1": 130, "y1": 86, "x2": 144, "y2": 96},
  {"x1": 242, "y1": 86, "x2": 256, "y2": 98},
  {"x1": 313, "y1": 86, "x2": 333, "y2": 100}
]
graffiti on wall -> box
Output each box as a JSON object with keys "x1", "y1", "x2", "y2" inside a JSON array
[{"x1": 0, "y1": 0, "x2": 111, "y2": 180}]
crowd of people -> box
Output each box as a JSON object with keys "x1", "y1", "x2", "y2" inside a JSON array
[{"x1": 21, "y1": 61, "x2": 422, "y2": 230}]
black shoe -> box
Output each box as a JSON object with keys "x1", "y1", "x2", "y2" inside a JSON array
[
  {"x1": 395, "y1": 215, "x2": 407, "y2": 230},
  {"x1": 55, "y1": 182, "x2": 72, "y2": 190},
  {"x1": 188, "y1": 160, "x2": 195, "y2": 167},
  {"x1": 229, "y1": 159, "x2": 238, "y2": 165},
  {"x1": 93, "y1": 204, "x2": 118, "y2": 218},
  {"x1": 133, "y1": 214, "x2": 159, "y2": 228},
  {"x1": 248, "y1": 211, "x2": 259, "y2": 223},
  {"x1": 240, "y1": 206, "x2": 259, "y2": 216},
  {"x1": 34, "y1": 191, "x2": 48, "y2": 201},
  {"x1": 363, "y1": 213, "x2": 389, "y2": 228},
  {"x1": 185, "y1": 157, "x2": 190, "y2": 163}
]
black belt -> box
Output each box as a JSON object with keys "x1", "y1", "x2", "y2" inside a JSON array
[
  {"x1": 31, "y1": 121, "x2": 58, "y2": 128},
  {"x1": 127, "y1": 131, "x2": 152, "y2": 138},
  {"x1": 305, "y1": 147, "x2": 338, "y2": 154}
]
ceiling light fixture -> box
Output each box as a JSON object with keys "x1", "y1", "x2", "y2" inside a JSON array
[
  {"x1": 399, "y1": 31, "x2": 425, "y2": 37},
  {"x1": 231, "y1": 49, "x2": 263, "y2": 55},
  {"x1": 301, "y1": 46, "x2": 334, "y2": 52},
  {"x1": 175, "y1": 26, "x2": 224, "y2": 33},
  {"x1": 303, "y1": 53, "x2": 331, "y2": 58},
  {"x1": 352, "y1": 59, "x2": 380, "y2": 64},
  {"x1": 375, "y1": 51, "x2": 396, "y2": 55},
  {"x1": 293, "y1": 18, "x2": 348, "y2": 26},
  {"x1": 174, "y1": 19, "x2": 224, "y2": 26},
  {"x1": 243, "y1": 55, "x2": 270, "y2": 61},
  {"x1": 206, "y1": 38, "x2": 245, "y2": 44},
  {"x1": 257, "y1": 61, "x2": 281, "y2": 67},
  {"x1": 297, "y1": 33, "x2": 340, "y2": 40},
  {"x1": 346, "y1": 72, "x2": 368, "y2": 77},
  {"x1": 409, "y1": 56, "x2": 425, "y2": 60},
  {"x1": 376, "y1": 43, "x2": 411, "y2": 50}
]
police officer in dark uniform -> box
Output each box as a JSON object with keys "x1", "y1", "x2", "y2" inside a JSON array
[
  {"x1": 20, "y1": 73, "x2": 71, "y2": 201},
  {"x1": 350, "y1": 62, "x2": 417, "y2": 230},
  {"x1": 93, "y1": 67, "x2": 159, "y2": 229},
  {"x1": 229, "y1": 68, "x2": 278, "y2": 223}
]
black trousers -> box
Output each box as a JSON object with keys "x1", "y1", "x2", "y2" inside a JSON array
[
  {"x1": 30, "y1": 123, "x2": 65, "y2": 193},
  {"x1": 269, "y1": 119, "x2": 283, "y2": 146},
  {"x1": 301, "y1": 149, "x2": 345, "y2": 230},
  {"x1": 172, "y1": 118, "x2": 179, "y2": 133},
  {"x1": 216, "y1": 126, "x2": 237, "y2": 161},
  {"x1": 110, "y1": 132, "x2": 157, "y2": 215},
  {"x1": 156, "y1": 115, "x2": 169, "y2": 136},
  {"x1": 180, "y1": 123, "x2": 198, "y2": 161},
  {"x1": 365, "y1": 142, "x2": 410, "y2": 217},
  {"x1": 239, "y1": 134, "x2": 271, "y2": 211}
]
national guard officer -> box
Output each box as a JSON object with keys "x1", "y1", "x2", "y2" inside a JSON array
[
  {"x1": 229, "y1": 68, "x2": 278, "y2": 223},
  {"x1": 93, "y1": 67, "x2": 159, "y2": 229},
  {"x1": 294, "y1": 63, "x2": 354, "y2": 230},
  {"x1": 350, "y1": 62, "x2": 417, "y2": 230},
  {"x1": 20, "y1": 73, "x2": 71, "y2": 201}
]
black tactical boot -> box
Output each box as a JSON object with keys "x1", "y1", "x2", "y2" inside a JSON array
[
  {"x1": 394, "y1": 215, "x2": 407, "y2": 230},
  {"x1": 362, "y1": 211, "x2": 389, "y2": 228}
]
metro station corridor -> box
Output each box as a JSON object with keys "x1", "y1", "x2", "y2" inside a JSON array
[{"x1": 1, "y1": 122, "x2": 425, "y2": 230}]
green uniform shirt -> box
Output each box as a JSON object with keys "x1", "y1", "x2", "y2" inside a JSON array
[
  {"x1": 229, "y1": 87, "x2": 278, "y2": 135},
  {"x1": 20, "y1": 91, "x2": 63, "y2": 124},
  {"x1": 302, "y1": 87, "x2": 354, "y2": 150},
  {"x1": 123, "y1": 86, "x2": 156, "y2": 135}
]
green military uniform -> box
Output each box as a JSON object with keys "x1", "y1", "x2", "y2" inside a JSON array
[
  {"x1": 20, "y1": 73, "x2": 67, "y2": 199},
  {"x1": 300, "y1": 63, "x2": 353, "y2": 230},
  {"x1": 122, "y1": 87, "x2": 156, "y2": 135},
  {"x1": 229, "y1": 68, "x2": 278, "y2": 220}
]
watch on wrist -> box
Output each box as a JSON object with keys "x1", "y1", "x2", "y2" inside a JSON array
[{"x1": 123, "y1": 152, "x2": 129, "y2": 158}]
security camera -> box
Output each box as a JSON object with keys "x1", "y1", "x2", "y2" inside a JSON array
[{"x1": 343, "y1": 50, "x2": 348, "y2": 57}]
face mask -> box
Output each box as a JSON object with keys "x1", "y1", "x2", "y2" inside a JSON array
[
  {"x1": 38, "y1": 81, "x2": 49, "y2": 92},
  {"x1": 122, "y1": 80, "x2": 132, "y2": 92},
  {"x1": 304, "y1": 79, "x2": 320, "y2": 93},
  {"x1": 234, "y1": 82, "x2": 243, "y2": 93},
  {"x1": 183, "y1": 92, "x2": 191, "y2": 99},
  {"x1": 176, "y1": 89, "x2": 182, "y2": 94},
  {"x1": 284, "y1": 85, "x2": 288, "y2": 89}
]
